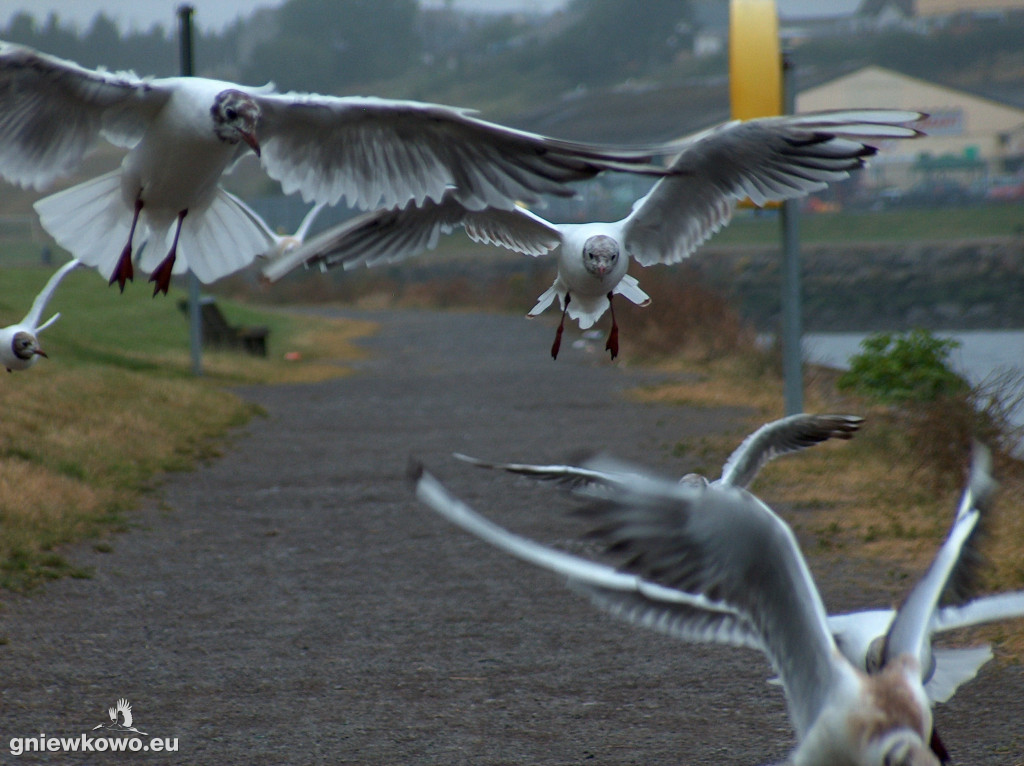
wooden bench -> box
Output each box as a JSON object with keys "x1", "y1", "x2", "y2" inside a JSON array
[{"x1": 177, "y1": 297, "x2": 270, "y2": 357}]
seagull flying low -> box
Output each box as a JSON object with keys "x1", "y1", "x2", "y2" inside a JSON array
[
  {"x1": 410, "y1": 446, "x2": 1018, "y2": 765},
  {"x1": 456, "y1": 412, "x2": 865, "y2": 494},
  {"x1": 263, "y1": 110, "x2": 924, "y2": 359},
  {"x1": 0, "y1": 41, "x2": 676, "y2": 296},
  {"x1": 0, "y1": 258, "x2": 81, "y2": 372},
  {"x1": 456, "y1": 413, "x2": 1021, "y2": 709}
]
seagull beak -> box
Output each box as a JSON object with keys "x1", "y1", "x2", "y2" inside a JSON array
[
  {"x1": 34, "y1": 348, "x2": 48, "y2": 358},
  {"x1": 240, "y1": 130, "x2": 261, "y2": 158}
]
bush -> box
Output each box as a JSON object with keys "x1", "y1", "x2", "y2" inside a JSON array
[{"x1": 837, "y1": 329, "x2": 969, "y2": 404}]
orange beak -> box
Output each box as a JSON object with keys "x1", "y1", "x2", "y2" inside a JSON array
[{"x1": 240, "y1": 130, "x2": 261, "y2": 158}]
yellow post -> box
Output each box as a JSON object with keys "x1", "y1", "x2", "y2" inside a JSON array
[
  {"x1": 729, "y1": 0, "x2": 782, "y2": 121},
  {"x1": 731, "y1": 0, "x2": 804, "y2": 415}
]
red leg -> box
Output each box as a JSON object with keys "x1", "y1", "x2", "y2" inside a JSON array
[
  {"x1": 149, "y1": 210, "x2": 188, "y2": 296},
  {"x1": 110, "y1": 198, "x2": 143, "y2": 292},
  {"x1": 551, "y1": 294, "x2": 571, "y2": 360},
  {"x1": 604, "y1": 292, "x2": 619, "y2": 360}
]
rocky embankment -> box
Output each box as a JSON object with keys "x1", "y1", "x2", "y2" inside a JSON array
[{"x1": 692, "y1": 237, "x2": 1024, "y2": 332}]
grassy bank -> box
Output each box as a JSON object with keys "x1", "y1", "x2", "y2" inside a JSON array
[{"x1": 0, "y1": 263, "x2": 373, "y2": 591}]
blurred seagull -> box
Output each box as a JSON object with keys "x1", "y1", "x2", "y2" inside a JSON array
[
  {"x1": 455, "y1": 413, "x2": 865, "y2": 494},
  {"x1": 259, "y1": 202, "x2": 327, "y2": 261},
  {"x1": 410, "y1": 446, "x2": 1013, "y2": 764},
  {"x1": 263, "y1": 110, "x2": 924, "y2": 359},
  {"x1": 0, "y1": 259, "x2": 80, "y2": 372},
  {"x1": 458, "y1": 415, "x2": 1021, "y2": 712},
  {"x1": 0, "y1": 42, "x2": 675, "y2": 296}
]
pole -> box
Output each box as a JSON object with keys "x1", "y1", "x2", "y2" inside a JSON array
[
  {"x1": 780, "y1": 49, "x2": 803, "y2": 414},
  {"x1": 178, "y1": 5, "x2": 203, "y2": 376}
]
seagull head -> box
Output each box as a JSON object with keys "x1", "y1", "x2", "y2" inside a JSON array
[
  {"x1": 582, "y1": 235, "x2": 619, "y2": 278},
  {"x1": 212, "y1": 89, "x2": 262, "y2": 157},
  {"x1": 11, "y1": 330, "x2": 45, "y2": 362}
]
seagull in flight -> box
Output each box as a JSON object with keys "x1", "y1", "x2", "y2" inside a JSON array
[
  {"x1": 263, "y1": 110, "x2": 924, "y2": 359},
  {"x1": 410, "y1": 445, "x2": 1017, "y2": 764},
  {"x1": 257, "y1": 202, "x2": 327, "y2": 261},
  {"x1": 0, "y1": 258, "x2": 80, "y2": 372},
  {"x1": 455, "y1": 412, "x2": 865, "y2": 493},
  {"x1": 0, "y1": 42, "x2": 674, "y2": 296},
  {"x1": 455, "y1": 413, "x2": 1021, "y2": 709}
]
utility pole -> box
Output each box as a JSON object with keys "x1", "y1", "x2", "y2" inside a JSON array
[{"x1": 178, "y1": 5, "x2": 203, "y2": 376}]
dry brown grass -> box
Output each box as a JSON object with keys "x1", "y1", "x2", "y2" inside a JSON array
[{"x1": 0, "y1": 286, "x2": 376, "y2": 591}]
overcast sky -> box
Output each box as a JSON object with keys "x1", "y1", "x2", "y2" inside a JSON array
[{"x1": 0, "y1": 0, "x2": 864, "y2": 33}]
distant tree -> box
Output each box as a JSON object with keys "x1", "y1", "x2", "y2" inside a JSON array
[
  {"x1": 5, "y1": 12, "x2": 38, "y2": 44},
  {"x1": 553, "y1": 0, "x2": 692, "y2": 85},
  {"x1": 242, "y1": 0, "x2": 421, "y2": 93},
  {"x1": 81, "y1": 14, "x2": 122, "y2": 67}
]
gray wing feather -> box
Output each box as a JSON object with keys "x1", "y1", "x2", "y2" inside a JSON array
[
  {"x1": 883, "y1": 445, "x2": 997, "y2": 671},
  {"x1": 453, "y1": 452, "x2": 634, "y2": 498},
  {"x1": 254, "y1": 93, "x2": 676, "y2": 212},
  {"x1": 717, "y1": 414, "x2": 864, "y2": 488},
  {"x1": 22, "y1": 258, "x2": 81, "y2": 330},
  {"x1": 0, "y1": 42, "x2": 165, "y2": 189},
  {"x1": 578, "y1": 459, "x2": 840, "y2": 738},
  {"x1": 261, "y1": 196, "x2": 560, "y2": 281},
  {"x1": 623, "y1": 110, "x2": 924, "y2": 266},
  {"x1": 411, "y1": 460, "x2": 757, "y2": 642}
]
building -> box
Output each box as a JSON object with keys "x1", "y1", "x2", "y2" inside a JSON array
[{"x1": 797, "y1": 65, "x2": 1024, "y2": 194}]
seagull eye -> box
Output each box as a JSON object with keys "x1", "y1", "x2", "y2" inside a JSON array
[{"x1": 225, "y1": 107, "x2": 238, "y2": 120}]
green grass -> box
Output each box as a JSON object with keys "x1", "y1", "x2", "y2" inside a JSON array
[
  {"x1": 705, "y1": 204, "x2": 1024, "y2": 247},
  {"x1": 0, "y1": 262, "x2": 373, "y2": 591}
]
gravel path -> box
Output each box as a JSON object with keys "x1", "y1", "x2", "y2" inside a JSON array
[{"x1": 1, "y1": 308, "x2": 1021, "y2": 765}]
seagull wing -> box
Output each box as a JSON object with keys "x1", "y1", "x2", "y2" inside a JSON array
[
  {"x1": 452, "y1": 452, "x2": 637, "y2": 498},
  {"x1": 252, "y1": 92, "x2": 674, "y2": 212},
  {"x1": 293, "y1": 202, "x2": 326, "y2": 243},
  {"x1": 717, "y1": 414, "x2": 864, "y2": 489},
  {"x1": 883, "y1": 445, "x2": 997, "y2": 674},
  {"x1": 261, "y1": 195, "x2": 560, "y2": 282},
  {"x1": 933, "y1": 590, "x2": 1024, "y2": 632},
  {"x1": 577, "y1": 457, "x2": 843, "y2": 738},
  {"x1": 21, "y1": 258, "x2": 81, "y2": 331},
  {"x1": 0, "y1": 42, "x2": 169, "y2": 189},
  {"x1": 622, "y1": 110, "x2": 924, "y2": 266},
  {"x1": 410, "y1": 461, "x2": 758, "y2": 647}
]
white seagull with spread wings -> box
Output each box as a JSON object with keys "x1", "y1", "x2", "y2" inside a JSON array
[
  {"x1": 0, "y1": 41, "x2": 674, "y2": 295},
  {"x1": 0, "y1": 258, "x2": 80, "y2": 372},
  {"x1": 411, "y1": 445, "x2": 1021, "y2": 764},
  {"x1": 264, "y1": 110, "x2": 923, "y2": 359}
]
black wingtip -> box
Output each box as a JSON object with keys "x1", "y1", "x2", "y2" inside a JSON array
[{"x1": 406, "y1": 457, "x2": 426, "y2": 486}]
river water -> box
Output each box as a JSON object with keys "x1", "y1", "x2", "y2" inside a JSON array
[{"x1": 803, "y1": 330, "x2": 1024, "y2": 387}]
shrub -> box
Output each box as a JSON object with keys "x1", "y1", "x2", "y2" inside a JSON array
[{"x1": 836, "y1": 329, "x2": 969, "y2": 404}]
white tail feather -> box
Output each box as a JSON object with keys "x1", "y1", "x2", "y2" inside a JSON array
[
  {"x1": 34, "y1": 171, "x2": 132, "y2": 282},
  {"x1": 612, "y1": 274, "x2": 651, "y2": 307},
  {"x1": 156, "y1": 189, "x2": 274, "y2": 283},
  {"x1": 35, "y1": 175, "x2": 274, "y2": 285}
]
